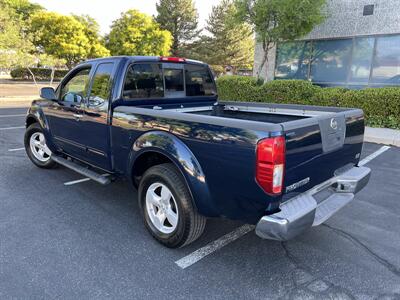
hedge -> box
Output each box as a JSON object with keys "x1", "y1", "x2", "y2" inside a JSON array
[
  {"x1": 10, "y1": 67, "x2": 69, "y2": 81},
  {"x1": 216, "y1": 76, "x2": 400, "y2": 129}
]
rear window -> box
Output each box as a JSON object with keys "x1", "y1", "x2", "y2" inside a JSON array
[
  {"x1": 164, "y1": 69, "x2": 184, "y2": 92},
  {"x1": 123, "y1": 64, "x2": 164, "y2": 99},
  {"x1": 123, "y1": 63, "x2": 216, "y2": 99}
]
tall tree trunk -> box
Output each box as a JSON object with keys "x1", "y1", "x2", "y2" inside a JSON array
[
  {"x1": 257, "y1": 47, "x2": 269, "y2": 81},
  {"x1": 26, "y1": 67, "x2": 38, "y2": 89},
  {"x1": 50, "y1": 67, "x2": 55, "y2": 86}
]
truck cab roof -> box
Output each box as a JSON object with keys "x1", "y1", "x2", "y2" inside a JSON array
[{"x1": 81, "y1": 56, "x2": 207, "y2": 66}]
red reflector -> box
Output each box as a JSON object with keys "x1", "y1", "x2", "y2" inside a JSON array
[
  {"x1": 256, "y1": 136, "x2": 286, "y2": 195},
  {"x1": 160, "y1": 56, "x2": 186, "y2": 62}
]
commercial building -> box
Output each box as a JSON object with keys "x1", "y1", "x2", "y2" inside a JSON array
[{"x1": 253, "y1": 0, "x2": 400, "y2": 88}]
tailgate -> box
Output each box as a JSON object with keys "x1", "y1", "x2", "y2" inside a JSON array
[{"x1": 281, "y1": 109, "x2": 365, "y2": 201}]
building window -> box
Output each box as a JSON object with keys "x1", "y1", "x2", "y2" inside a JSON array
[
  {"x1": 370, "y1": 35, "x2": 400, "y2": 85},
  {"x1": 348, "y1": 37, "x2": 374, "y2": 84},
  {"x1": 274, "y1": 41, "x2": 311, "y2": 80},
  {"x1": 363, "y1": 5, "x2": 374, "y2": 16},
  {"x1": 274, "y1": 34, "x2": 400, "y2": 88},
  {"x1": 310, "y1": 39, "x2": 353, "y2": 85}
]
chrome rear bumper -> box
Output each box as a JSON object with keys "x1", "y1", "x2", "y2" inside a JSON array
[{"x1": 255, "y1": 166, "x2": 371, "y2": 241}]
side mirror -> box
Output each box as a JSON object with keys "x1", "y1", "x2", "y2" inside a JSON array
[{"x1": 40, "y1": 87, "x2": 57, "y2": 101}]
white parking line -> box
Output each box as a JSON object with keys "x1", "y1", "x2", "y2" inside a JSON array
[
  {"x1": 175, "y1": 224, "x2": 255, "y2": 269},
  {"x1": 175, "y1": 145, "x2": 392, "y2": 270},
  {"x1": 359, "y1": 145, "x2": 391, "y2": 166},
  {"x1": 8, "y1": 147, "x2": 25, "y2": 152},
  {"x1": 63, "y1": 174, "x2": 110, "y2": 186},
  {"x1": 64, "y1": 178, "x2": 91, "y2": 186},
  {"x1": 0, "y1": 114, "x2": 25, "y2": 118},
  {"x1": 0, "y1": 126, "x2": 25, "y2": 131}
]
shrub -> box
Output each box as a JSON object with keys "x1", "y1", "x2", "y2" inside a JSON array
[
  {"x1": 10, "y1": 67, "x2": 68, "y2": 81},
  {"x1": 216, "y1": 75, "x2": 263, "y2": 102},
  {"x1": 311, "y1": 87, "x2": 348, "y2": 107},
  {"x1": 260, "y1": 80, "x2": 319, "y2": 105},
  {"x1": 340, "y1": 88, "x2": 400, "y2": 129},
  {"x1": 216, "y1": 76, "x2": 400, "y2": 129}
]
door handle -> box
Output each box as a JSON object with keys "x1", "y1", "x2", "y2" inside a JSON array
[{"x1": 73, "y1": 113, "x2": 83, "y2": 121}]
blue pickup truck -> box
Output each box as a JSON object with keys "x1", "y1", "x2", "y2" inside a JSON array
[{"x1": 24, "y1": 56, "x2": 371, "y2": 248}]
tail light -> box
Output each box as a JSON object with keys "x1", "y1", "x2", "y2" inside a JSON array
[
  {"x1": 160, "y1": 56, "x2": 186, "y2": 62},
  {"x1": 256, "y1": 136, "x2": 286, "y2": 195}
]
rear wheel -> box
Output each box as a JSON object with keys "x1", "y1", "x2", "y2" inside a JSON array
[
  {"x1": 139, "y1": 163, "x2": 206, "y2": 248},
  {"x1": 24, "y1": 123, "x2": 57, "y2": 169}
]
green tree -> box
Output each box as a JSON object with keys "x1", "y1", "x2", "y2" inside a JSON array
[
  {"x1": 0, "y1": 0, "x2": 43, "y2": 22},
  {"x1": 155, "y1": 0, "x2": 200, "y2": 56},
  {"x1": 0, "y1": 1, "x2": 34, "y2": 70},
  {"x1": 72, "y1": 14, "x2": 110, "y2": 58},
  {"x1": 204, "y1": 0, "x2": 254, "y2": 73},
  {"x1": 30, "y1": 11, "x2": 92, "y2": 68},
  {"x1": 0, "y1": 3, "x2": 24, "y2": 51},
  {"x1": 1, "y1": 1, "x2": 67, "y2": 85},
  {"x1": 107, "y1": 10, "x2": 172, "y2": 56},
  {"x1": 235, "y1": 0, "x2": 326, "y2": 79},
  {"x1": 38, "y1": 54, "x2": 66, "y2": 84}
]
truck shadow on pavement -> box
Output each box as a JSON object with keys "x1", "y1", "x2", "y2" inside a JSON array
[{"x1": 2, "y1": 153, "x2": 400, "y2": 299}]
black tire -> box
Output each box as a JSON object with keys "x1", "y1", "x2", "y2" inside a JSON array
[
  {"x1": 138, "y1": 163, "x2": 206, "y2": 248},
  {"x1": 24, "y1": 123, "x2": 57, "y2": 169}
]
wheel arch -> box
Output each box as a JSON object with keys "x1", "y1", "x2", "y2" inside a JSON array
[
  {"x1": 129, "y1": 131, "x2": 217, "y2": 217},
  {"x1": 26, "y1": 115, "x2": 38, "y2": 128},
  {"x1": 25, "y1": 109, "x2": 57, "y2": 154}
]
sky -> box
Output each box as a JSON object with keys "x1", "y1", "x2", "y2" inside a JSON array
[{"x1": 33, "y1": 0, "x2": 221, "y2": 35}]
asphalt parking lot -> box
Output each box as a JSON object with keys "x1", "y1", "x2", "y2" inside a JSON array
[{"x1": 1, "y1": 107, "x2": 399, "y2": 299}]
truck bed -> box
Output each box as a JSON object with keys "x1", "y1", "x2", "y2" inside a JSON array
[
  {"x1": 116, "y1": 100, "x2": 364, "y2": 210},
  {"x1": 160, "y1": 101, "x2": 365, "y2": 201},
  {"x1": 161, "y1": 101, "x2": 352, "y2": 125},
  {"x1": 189, "y1": 109, "x2": 307, "y2": 123}
]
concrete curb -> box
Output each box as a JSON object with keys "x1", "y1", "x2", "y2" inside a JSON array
[
  {"x1": 0, "y1": 96, "x2": 36, "y2": 108},
  {"x1": 364, "y1": 127, "x2": 400, "y2": 147}
]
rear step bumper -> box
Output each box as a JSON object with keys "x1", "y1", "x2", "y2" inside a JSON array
[{"x1": 255, "y1": 166, "x2": 371, "y2": 241}]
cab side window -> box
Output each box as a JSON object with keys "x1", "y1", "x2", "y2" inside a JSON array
[
  {"x1": 89, "y1": 63, "x2": 114, "y2": 106},
  {"x1": 123, "y1": 64, "x2": 164, "y2": 99},
  {"x1": 60, "y1": 68, "x2": 91, "y2": 105}
]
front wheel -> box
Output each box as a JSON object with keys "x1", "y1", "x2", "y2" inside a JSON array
[
  {"x1": 24, "y1": 123, "x2": 57, "y2": 169},
  {"x1": 138, "y1": 163, "x2": 206, "y2": 248}
]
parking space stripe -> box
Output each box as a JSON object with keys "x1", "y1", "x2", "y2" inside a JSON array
[
  {"x1": 359, "y1": 146, "x2": 391, "y2": 166},
  {"x1": 0, "y1": 126, "x2": 25, "y2": 131},
  {"x1": 175, "y1": 224, "x2": 255, "y2": 269},
  {"x1": 64, "y1": 174, "x2": 110, "y2": 186},
  {"x1": 8, "y1": 147, "x2": 25, "y2": 152},
  {"x1": 64, "y1": 178, "x2": 91, "y2": 186},
  {"x1": 0, "y1": 114, "x2": 25, "y2": 118}
]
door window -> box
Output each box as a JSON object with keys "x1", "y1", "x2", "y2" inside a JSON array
[
  {"x1": 60, "y1": 68, "x2": 91, "y2": 105},
  {"x1": 89, "y1": 63, "x2": 114, "y2": 106}
]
